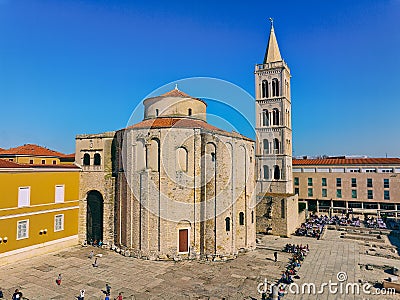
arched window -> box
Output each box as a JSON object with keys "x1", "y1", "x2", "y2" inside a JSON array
[
  {"x1": 273, "y1": 138, "x2": 279, "y2": 154},
  {"x1": 273, "y1": 108, "x2": 279, "y2": 125},
  {"x1": 262, "y1": 80, "x2": 269, "y2": 98},
  {"x1": 93, "y1": 153, "x2": 101, "y2": 166},
  {"x1": 188, "y1": 108, "x2": 192, "y2": 116},
  {"x1": 225, "y1": 217, "x2": 230, "y2": 231},
  {"x1": 83, "y1": 153, "x2": 90, "y2": 166},
  {"x1": 147, "y1": 138, "x2": 160, "y2": 171},
  {"x1": 177, "y1": 147, "x2": 188, "y2": 172},
  {"x1": 274, "y1": 165, "x2": 280, "y2": 180},
  {"x1": 272, "y1": 78, "x2": 279, "y2": 97},
  {"x1": 239, "y1": 212, "x2": 245, "y2": 225},
  {"x1": 263, "y1": 165, "x2": 269, "y2": 180},
  {"x1": 263, "y1": 139, "x2": 269, "y2": 154},
  {"x1": 262, "y1": 109, "x2": 269, "y2": 126},
  {"x1": 251, "y1": 211, "x2": 254, "y2": 223}
]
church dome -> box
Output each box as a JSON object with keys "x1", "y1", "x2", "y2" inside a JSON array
[{"x1": 143, "y1": 87, "x2": 207, "y2": 122}]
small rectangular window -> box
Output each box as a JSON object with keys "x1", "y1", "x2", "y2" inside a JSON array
[
  {"x1": 308, "y1": 188, "x2": 313, "y2": 197},
  {"x1": 322, "y1": 178, "x2": 327, "y2": 186},
  {"x1": 29, "y1": 159, "x2": 34, "y2": 164},
  {"x1": 54, "y1": 214, "x2": 64, "y2": 232},
  {"x1": 308, "y1": 178, "x2": 313, "y2": 186},
  {"x1": 294, "y1": 188, "x2": 299, "y2": 195},
  {"x1": 384, "y1": 190, "x2": 390, "y2": 200},
  {"x1": 322, "y1": 188, "x2": 327, "y2": 197},
  {"x1": 352, "y1": 190, "x2": 357, "y2": 199},
  {"x1": 18, "y1": 187, "x2": 30, "y2": 207},
  {"x1": 53, "y1": 160, "x2": 57, "y2": 165},
  {"x1": 294, "y1": 177, "x2": 299, "y2": 186},
  {"x1": 17, "y1": 220, "x2": 29, "y2": 240},
  {"x1": 336, "y1": 189, "x2": 342, "y2": 198},
  {"x1": 367, "y1": 178, "x2": 373, "y2": 188},
  {"x1": 368, "y1": 190, "x2": 373, "y2": 199},
  {"x1": 55, "y1": 185, "x2": 65, "y2": 203},
  {"x1": 384, "y1": 179, "x2": 389, "y2": 189},
  {"x1": 239, "y1": 212, "x2": 244, "y2": 225},
  {"x1": 41, "y1": 160, "x2": 46, "y2": 164},
  {"x1": 336, "y1": 178, "x2": 341, "y2": 187},
  {"x1": 351, "y1": 178, "x2": 357, "y2": 188}
]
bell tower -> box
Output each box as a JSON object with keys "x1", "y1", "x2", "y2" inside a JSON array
[{"x1": 255, "y1": 19, "x2": 293, "y2": 196}]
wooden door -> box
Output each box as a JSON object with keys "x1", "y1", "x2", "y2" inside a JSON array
[{"x1": 179, "y1": 229, "x2": 188, "y2": 253}]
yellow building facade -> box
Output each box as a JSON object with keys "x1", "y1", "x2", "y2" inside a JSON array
[{"x1": 0, "y1": 159, "x2": 80, "y2": 265}]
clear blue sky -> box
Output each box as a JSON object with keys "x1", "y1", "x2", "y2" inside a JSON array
[{"x1": 0, "y1": 0, "x2": 399, "y2": 157}]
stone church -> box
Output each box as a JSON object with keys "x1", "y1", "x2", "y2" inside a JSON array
[
  {"x1": 76, "y1": 88, "x2": 256, "y2": 259},
  {"x1": 75, "y1": 21, "x2": 299, "y2": 260}
]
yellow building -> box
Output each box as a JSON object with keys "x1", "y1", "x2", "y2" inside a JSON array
[
  {"x1": 0, "y1": 158, "x2": 80, "y2": 265},
  {"x1": 0, "y1": 144, "x2": 74, "y2": 165}
]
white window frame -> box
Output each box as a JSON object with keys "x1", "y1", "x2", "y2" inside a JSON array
[
  {"x1": 55, "y1": 185, "x2": 65, "y2": 203},
  {"x1": 18, "y1": 187, "x2": 31, "y2": 207},
  {"x1": 54, "y1": 214, "x2": 64, "y2": 232},
  {"x1": 17, "y1": 219, "x2": 29, "y2": 240}
]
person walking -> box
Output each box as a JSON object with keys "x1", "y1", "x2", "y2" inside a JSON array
[
  {"x1": 12, "y1": 289, "x2": 22, "y2": 300},
  {"x1": 93, "y1": 257, "x2": 98, "y2": 267},
  {"x1": 56, "y1": 273, "x2": 62, "y2": 285},
  {"x1": 105, "y1": 283, "x2": 111, "y2": 295},
  {"x1": 78, "y1": 289, "x2": 85, "y2": 300},
  {"x1": 274, "y1": 251, "x2": 278, "y2": 262},
  {"x1": 115, "y1": 292, "x2": 123, "y2": 300},
  {"x1": 88, "y1": 250, "x2": 94, "y2": 259}
]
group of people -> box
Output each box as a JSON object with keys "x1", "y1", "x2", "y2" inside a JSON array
[
  {"x1": 295, "y1": 215, "x2": 326, "y2": 239},
  {"x1": 274, "y1": 244, "x2": 309, "y2": 299},
  {"x1": 10, "y1": 249, "x2": 123, "y2": 300},
  {"x1": 0, "y1": 288, "x2": 23, "y2": 300},
  {"x1": 365, "y1": 216, "x2": 387, "y2": 229},
  {"x1": 90, "y1": 239, "x2": 104, "y2": 247}
]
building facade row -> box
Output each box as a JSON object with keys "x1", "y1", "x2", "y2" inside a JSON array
[{"x1": 293, "y1": 158, "x2": 400, "y2": 216}]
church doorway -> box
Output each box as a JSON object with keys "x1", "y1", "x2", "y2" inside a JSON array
[
  {"x1": 178, "y1": 229, "x2": 189, "y2": 253},
  {"x1": 86, "y1": 190, "x2": 103, "y2": 243}
]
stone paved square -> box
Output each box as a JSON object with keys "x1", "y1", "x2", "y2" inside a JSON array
[{"x1": 1, "y1": 230, "x2": 400, "y2": 299}]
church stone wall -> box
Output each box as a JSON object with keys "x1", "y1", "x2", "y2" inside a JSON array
[{"x1": 76, "y1": 132, "x2": 116, "y2": 245}]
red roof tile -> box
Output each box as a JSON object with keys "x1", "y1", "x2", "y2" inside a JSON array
[
  {"x1": 0, "y1": 159, "x2": 80, "y2": 169},
  {"x1": 127, "y1": 117, "x2": 253, "y2": 141},
  {"x1": 293, "y1": 158, "x2": 400, "y2": 166},
  {"x1": 0, "y1": 159, "x2": 28, "y2": 168},
  {"x1": 0, "y1": 144, "x2": 66, "y2": 157},
  {"x1": 144, "y1": 88, "x2": 207, "y2": 105},
  {"x1": 161, "y1": 89, "x2": 193, "y2": 98}
]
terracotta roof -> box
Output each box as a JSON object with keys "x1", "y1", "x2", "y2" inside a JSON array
[
  {"x1": 0, "y1": 144, "x2": 66, "y2": 157},
  {"x1": 126, "y1": 117, "x2": 253, "y2": 141},
  {"x1": 293, "y1": 158, "x2": 400, "y2": 166},
  {"x1": 61, "y1": 153, "x2": 75, "y2": 159},
  {"x1": 144, "y1": 88, "x2": 207, "y2": 105},
  {"x1": 0, "y1": 159, "x2": 80, "y2": 169},
  {"x1": 0, "y1": 159, "x2": 27, "y2": 168},
  {"x1": 161, "y1": 89, "x2": 193, "y2": 98}
]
